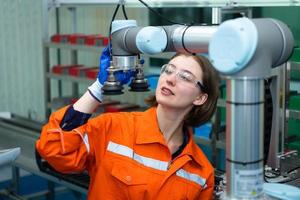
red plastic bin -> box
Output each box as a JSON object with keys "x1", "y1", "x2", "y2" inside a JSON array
[
  {"x1": 52, "y1": 64, "x2": 83, "y2": 74},
  {"x1": 85, "y1": 68, "x2": 99, "y2": 79},
  {"x1": 69, "y1": 66, "x2": 98, "y2": 77},
  {"x1": 85, "y1": 35, "x2": 109, "y2": 46}
]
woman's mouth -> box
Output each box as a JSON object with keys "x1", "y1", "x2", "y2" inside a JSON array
[{"x1": 161, "y1": 87, "x2": 174, "y2": 95}]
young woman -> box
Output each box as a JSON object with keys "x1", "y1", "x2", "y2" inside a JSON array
[{"x1": 36, "y1": 50, "x2": 220, "y2": 200}]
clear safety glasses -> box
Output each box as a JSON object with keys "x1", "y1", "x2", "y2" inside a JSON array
[{"x1": 160, "y1": 63, "x2": 207, "y2": 92}]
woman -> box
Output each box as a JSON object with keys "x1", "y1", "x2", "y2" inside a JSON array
[{"x1": 36, "y1": 50, "x2": 220, "y2": 200}]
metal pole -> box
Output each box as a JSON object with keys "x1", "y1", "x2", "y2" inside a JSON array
[
  {"x1": 69, "y1": 7, "x2": 79, "y2": 98},
  {"x1": 11, "y1": 166, "x2": 20, "y2": 193},
  {"x1": 46, "y1": 181, "x2": 55, "y2": 200},
  {"x1": 225, "y1": 78, "x2": 265, "y2": 199}
]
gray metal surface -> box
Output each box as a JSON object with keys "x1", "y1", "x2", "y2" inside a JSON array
[
  {"x1": 0, "y1": 148, "x2": 20, "y2": 167},
  {"x1": 0, "y1": 118, "x2": 88, "y2": 194},
  {"x1": 226, "y1": 79, "x2": 265, "y2": 199},
  {"x1": 268, "y1": 65, "x2": 287, "y2": 169},
  {"x1": 113, "y1": 56, "x2": 137, "y2": 70},
  {"x1": 172, "y1": 25, "x2": 217, "y2": 53}
]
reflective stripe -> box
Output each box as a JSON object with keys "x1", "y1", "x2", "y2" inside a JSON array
[
  {"x1": 107, "y1": 141, "x2": 168, "y2": 171},
  {"x1": 72, "y1": 129, "x2": 90, "y2": 154},
  {"x1": 83, "y1": 134, "x2": 90, "y2": 153},
  {"x1": 176, "y1": 169, "x2": 207, "y2": 188},
  {"x1": 107, "y1": 141, "x2": 134, "y2": 158},
  {"x1": 107, "y1": 141, "x2": 207, "y2": 187},
  {"x1": 133, "y1": 153, "x2": 168, "y2": 171}
]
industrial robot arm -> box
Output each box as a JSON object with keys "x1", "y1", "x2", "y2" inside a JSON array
[
  {"x1": 104, "y1": 17, "x2": 299, "y2": 200},
  {"x1": 104, "y1": 17, "x2": 293, "y2": 94},
  {"x1": 103, "y1": 20, "x2": 217, "y2": 94}
]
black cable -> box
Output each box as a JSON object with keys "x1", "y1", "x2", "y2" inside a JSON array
[
  {"x1": 122, "y1": 4, "x2": 128, "y2": 20},
  {"x1": 108, "y1": 4, "x2": 120, "y2": 60},
  {"x1": 226, "y1": 158, "x2": 264, "y2": 166},
  {"x1": 136, "y1": 0, "x2": 193, "y2": 26}
]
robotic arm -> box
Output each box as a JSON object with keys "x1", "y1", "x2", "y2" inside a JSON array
[
  {"x1": 103, "y1": 18, "x2": 293, "y2": 94},
  {"x1": 103, "y1": 20, "x2": 217, "y2": 94},
  {"x1": 104, "y1": 17, "x2": 298, "y2": 200}
]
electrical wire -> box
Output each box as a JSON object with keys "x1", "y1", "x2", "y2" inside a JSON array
[
  {"x1": 107, "y1": 2, "x2": 128, "y2": 59},
  {"x1": 122, "y1": 4, "x2": 128, "y2": 20},
  {"x1": 108, "y1": 3, "x2": 120, "y2": 59},
  {"x1": 108, "y1": 0, "x2": 206, "y2": 58},
  {"x1": 136, "y1": 0, "x2": 193, "y2": 26}
]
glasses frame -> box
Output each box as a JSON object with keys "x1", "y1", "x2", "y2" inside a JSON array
[{"x1": 161, "y1": 64, "x2": 207, "y2": 92}]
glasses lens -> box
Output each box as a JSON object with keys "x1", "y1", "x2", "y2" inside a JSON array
[
  {"x1": 161, "y1": 64, "x2": 166, "y2": 74},
  {"x1": 161, "y1": 64, "x2": 174, "y2": 75},
  {"x1": 178, "y1": 71, "x2": 194, "y2": 83},
  {"x1": 161, "y1": 64, "x2": 204, "y2": 90}
]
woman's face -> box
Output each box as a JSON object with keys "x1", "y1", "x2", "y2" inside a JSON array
[{"x1": 155, "y1": 55, "x2": 207, "y2": 109}]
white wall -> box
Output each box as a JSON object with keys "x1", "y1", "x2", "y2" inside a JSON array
[{"x1": 0, "y1": 0, "x2": 45, "y2": 121}]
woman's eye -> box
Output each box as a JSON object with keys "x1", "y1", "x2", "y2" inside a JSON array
[
  {"x1": 179, "y1": 74, "x2": 191, "y2": 82},
  {"x1": 165, "y1": 68, "x2": 173, "y2": 74},
  {"x1": 180, "y1": 73, "x2": 192, "y2": 82}
]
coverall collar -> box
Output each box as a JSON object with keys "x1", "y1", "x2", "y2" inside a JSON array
[
  {"x1": 182, "y1": 129, "x2": 206, "y2": 167},
  {"x1": 135, "y1": 107, "x2": 166, "y2": 145},
  {"x1": 136, "y1": 107, "x2": 205, "y2": 167}
]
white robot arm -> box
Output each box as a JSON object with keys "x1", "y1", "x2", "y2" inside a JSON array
[
  {"x1": 104, "y1": 17, "x2": 293, "y2": 94},
  {"x1": 105, "y1": 17, "x2": 298, "y2": 200}
]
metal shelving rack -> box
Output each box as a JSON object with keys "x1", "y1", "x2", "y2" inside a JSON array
[
  {"x1": 287, "y1": 62, "x2": 300, "y2": 121},
  {"x1": 52, "y1": 0, "x2": 300, "y2": 7},
  {"x1": 42, "y1": 0, "x2": 300, "y2": 168}
]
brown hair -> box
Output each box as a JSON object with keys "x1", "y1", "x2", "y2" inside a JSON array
[{"x1": 145, "y1": 52, "x2": 220, "y2": 127}]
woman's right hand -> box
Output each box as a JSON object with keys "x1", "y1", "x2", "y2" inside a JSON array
[
  {"x1": 98, "y1": 45, "x2": 135, "y2": 85},
  {"x1": 88, "y1": 45, "x2": 135, "y2": 102}
]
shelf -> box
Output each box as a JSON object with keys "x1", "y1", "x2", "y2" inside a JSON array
[
  {"x1": 46, "y1": 73, "x2": 94, "y2": 84},
  {"x1": 45, "y1": 42, "x2": 175, "y2": 59},
  {"x1": 291, "y1": 62, "x2": 300, "y2": 71},
  {"x1": 55, "y1": 0, "x2": 300, "y2": 7},
  {"x1": 44, "y1": 42, "x2": 104, "y2": 53},
  {"x1": 286, "y1": 109, "x2": 300, "y2": 120}
]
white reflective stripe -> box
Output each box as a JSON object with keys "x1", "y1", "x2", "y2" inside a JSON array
[
  {"x1": 107, "y1": 141, "x2": 134, "y2": 158},
  {"x1": 133, "y1": 153, "x2": 168, "y2": 171},
  {"x1": 176, "y1": 169, "x2": 207, "y2": 188},
  {"x1": 107, "y1": 141, "x2": 168, "y2": 171},
  {"x1": 72, "y1": 129, "x2": 90, "y2": 154},
  {"x1": 83, "y1": 134, "x2": 90, "y2": 153}
]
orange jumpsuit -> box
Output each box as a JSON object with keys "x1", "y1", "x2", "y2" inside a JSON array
[{"x1": 36, "y1": 106, "x2": 214, "y2": 200}]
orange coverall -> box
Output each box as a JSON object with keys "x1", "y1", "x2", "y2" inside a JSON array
[{"x1": 36, "y1": 106, "x2": 214, "y2": 200}]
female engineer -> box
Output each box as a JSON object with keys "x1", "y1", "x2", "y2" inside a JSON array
[{"x1": 36, "y1": 46, "x2": 220, "y2": 200}]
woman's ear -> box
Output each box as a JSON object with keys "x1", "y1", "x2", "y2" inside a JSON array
[{"x1": 193, "y1": 93, "x2": 208, "y2": 106}]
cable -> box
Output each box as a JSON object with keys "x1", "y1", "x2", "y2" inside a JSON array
[
  {"x1": 122, "y1": 4, "x2": 128, "y2": 20},
  {"x1": 108, "y1": 3, "x2": 120, "y2": 60},
  {"x1": 136, "y1": 0, "x2": 193, "y2": 26}
]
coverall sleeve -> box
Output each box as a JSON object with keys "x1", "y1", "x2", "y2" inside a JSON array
[
  {"x1": 199, "y1": 170, "x2": 215, "y2": 200},
  {"x1": 36, "y1": 106, "x2": 105, "y2": 174}
]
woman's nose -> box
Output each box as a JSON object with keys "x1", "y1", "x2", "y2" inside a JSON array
[{"x1": 166, "y1": 72, "x2": 177, "y2": 86}]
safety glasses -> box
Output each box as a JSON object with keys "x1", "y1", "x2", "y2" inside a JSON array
[{"x1": 161, "y1": 63, "x2": 207, "y2": 92}]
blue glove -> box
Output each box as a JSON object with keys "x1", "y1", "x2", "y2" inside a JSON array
[
  {"x1": 98, "y1": 46, "x2": 135, "y2": 85},
  {"x1": 88, "y1": 46, "x2": 135, "y2": 102}
]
